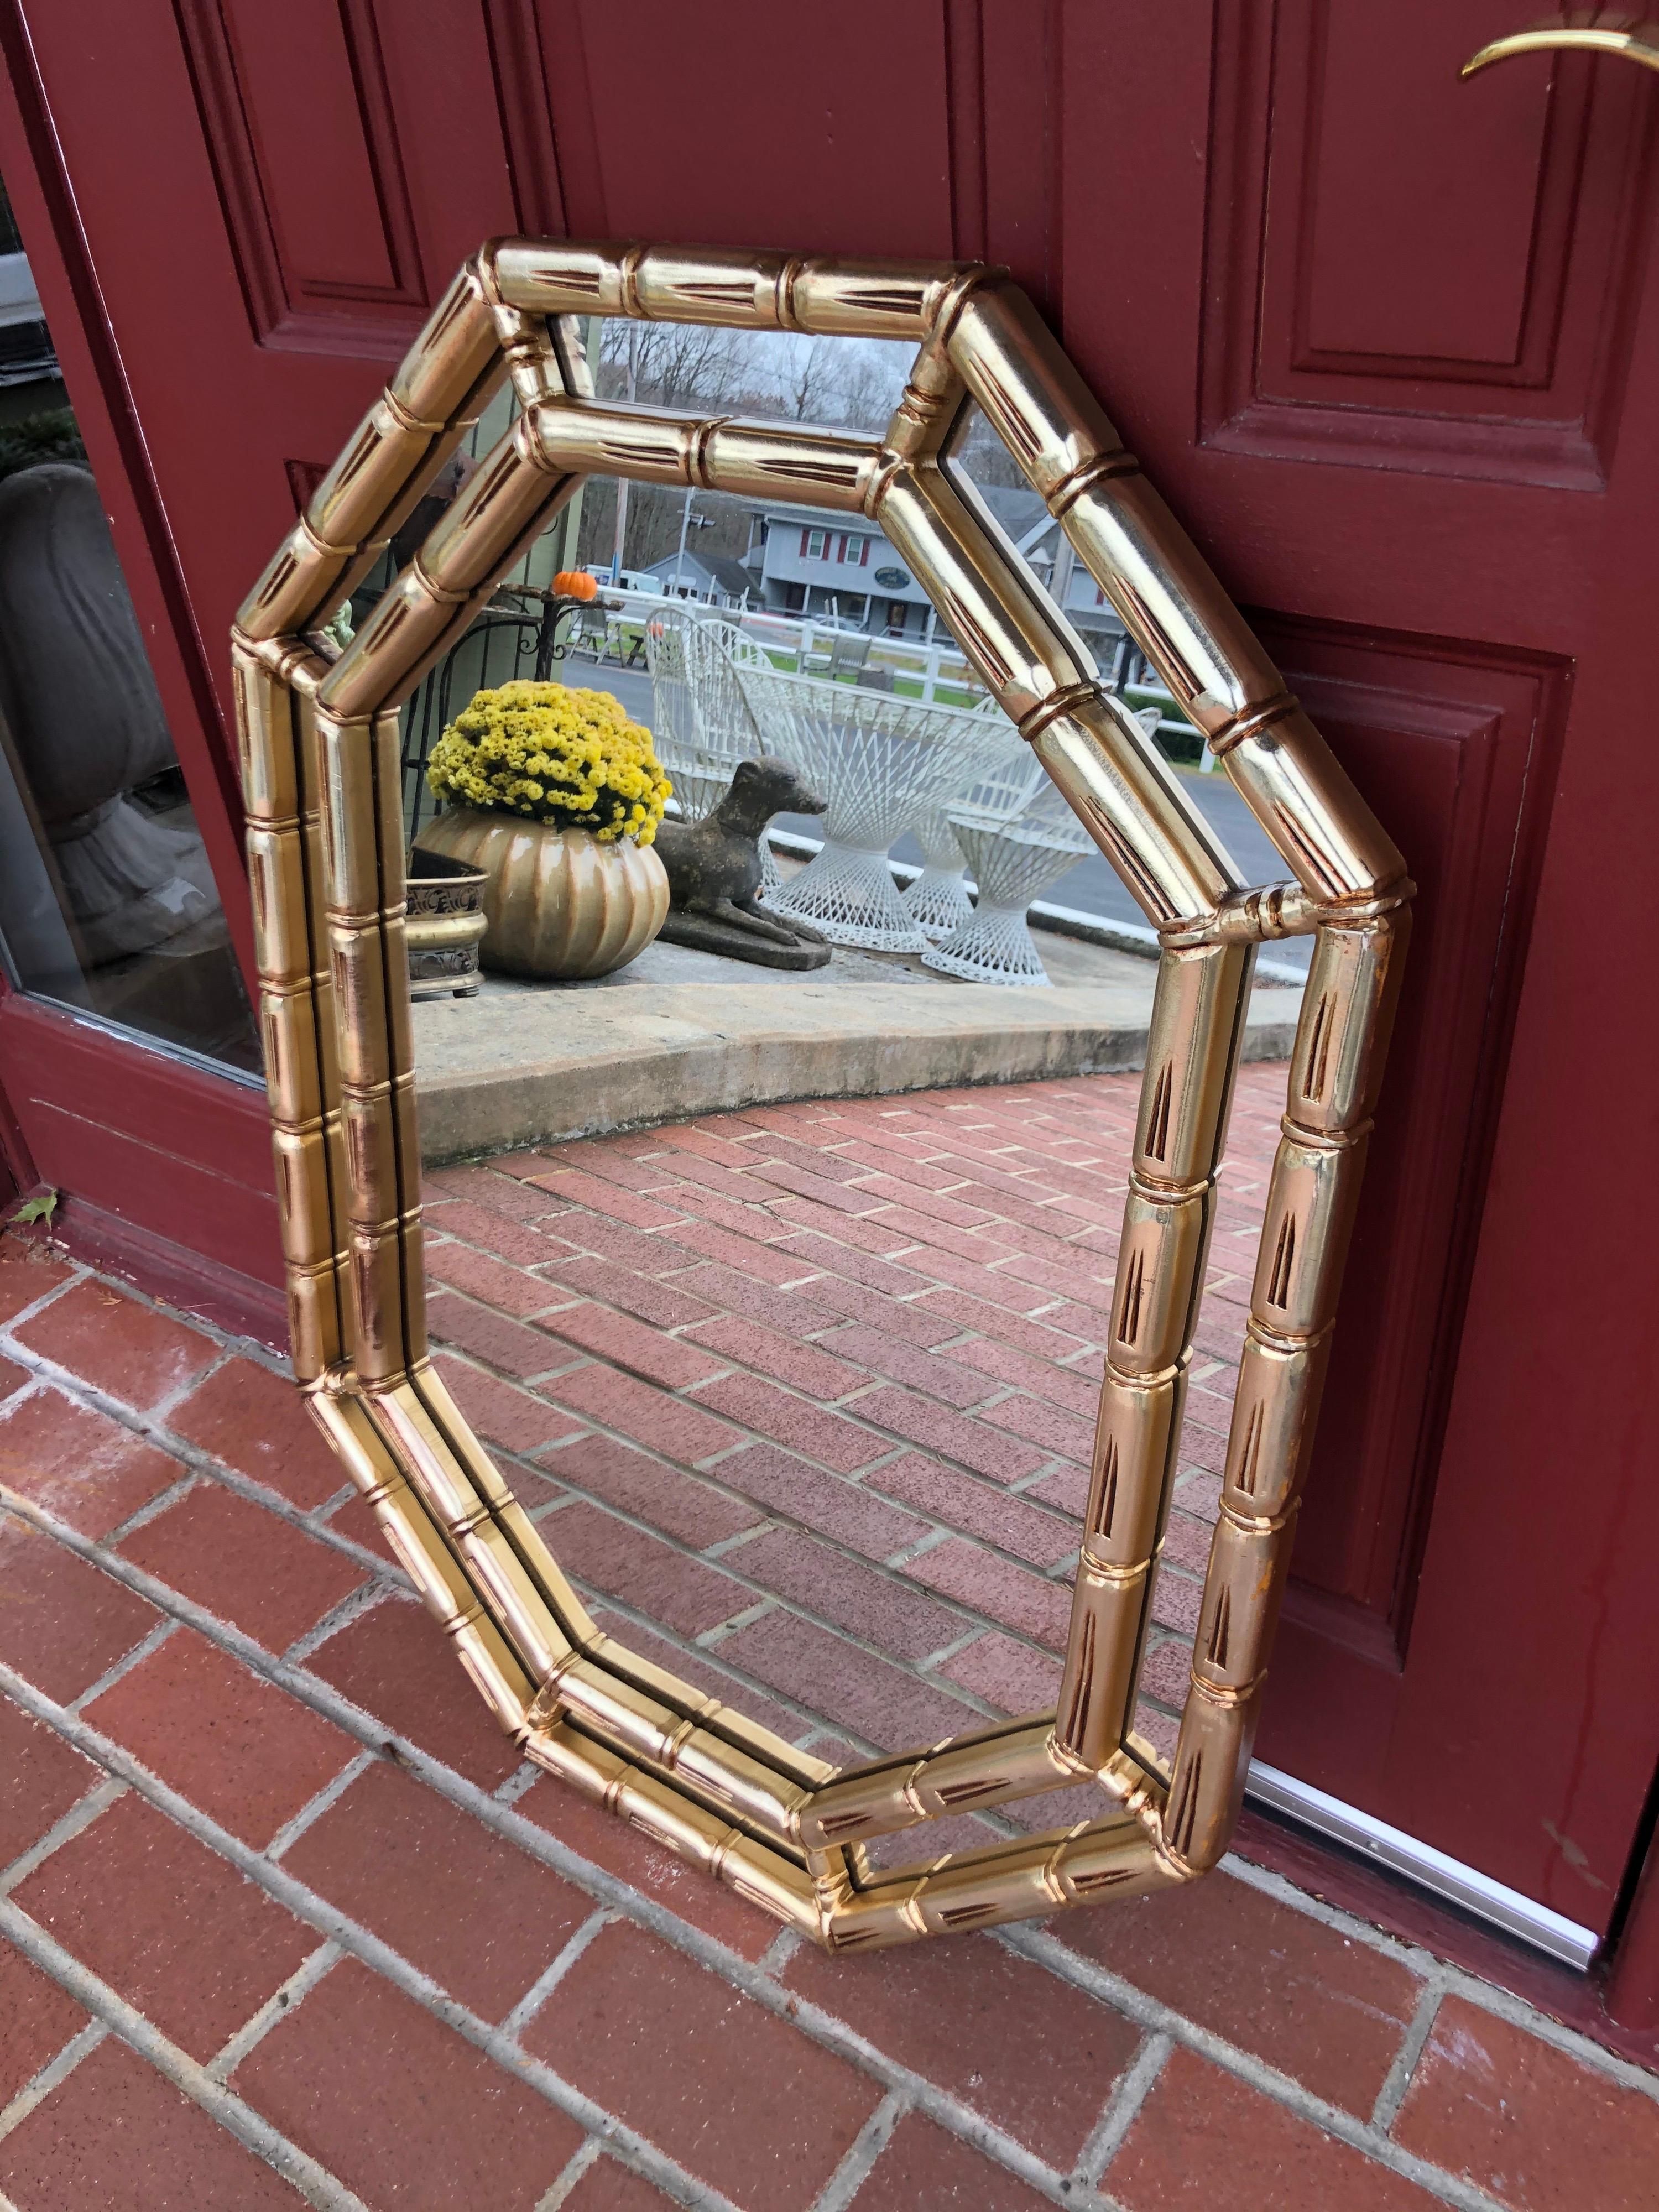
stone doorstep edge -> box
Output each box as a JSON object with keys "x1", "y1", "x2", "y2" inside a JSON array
[{"x1": 414, "y1": 1002, "x2": 1302, "y2": 1164}]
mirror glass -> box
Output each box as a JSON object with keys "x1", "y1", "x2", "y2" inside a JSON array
[
  {"x1": 0, "y1": 169, "x2": 260, "y2": 1073},
  {"x1": 344, "y1": 321, "x2": 1309, "y2": 1831}
]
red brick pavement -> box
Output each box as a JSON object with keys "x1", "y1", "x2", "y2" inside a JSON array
[{"x1": 0, "y1": 1067, "x2": 1655, "y2": 2208}]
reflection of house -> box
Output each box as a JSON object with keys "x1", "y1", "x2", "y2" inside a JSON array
[
  {"x1": 742, "y1": 484, "x2": 1129, "y2": 644},
  {"x1": 638, "y1": 547, "x2": 759, "y2": 604}
]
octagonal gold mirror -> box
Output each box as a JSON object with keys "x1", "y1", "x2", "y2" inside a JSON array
[{"x1": 232, "y1": 240, "x2": 1410, "y2": 1950}]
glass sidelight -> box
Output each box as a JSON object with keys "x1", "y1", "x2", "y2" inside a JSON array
[{"x1": 0, "y1": 170, "x2": 259, "y2": 1074}]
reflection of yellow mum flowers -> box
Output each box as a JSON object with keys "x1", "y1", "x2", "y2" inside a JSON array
[{"x1": 426, "y1": 681, "x2": 672, "y2": 846}]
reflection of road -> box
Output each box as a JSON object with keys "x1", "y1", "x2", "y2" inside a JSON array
[
  {"x1": 1035, "y1": 778, "x2": 1314, "y2": 976},
  {"x1": 563, "y1": 652, "x2": 1311, "y2": 973}
]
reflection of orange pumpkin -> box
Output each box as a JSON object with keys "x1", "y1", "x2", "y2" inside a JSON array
[{"x1": 553, "y1": 569, "x2": 599, "y2": 601}]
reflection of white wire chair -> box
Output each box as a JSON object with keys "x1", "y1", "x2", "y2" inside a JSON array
[
  {"x1": 735, "y1": 664, "x2": 1014, "y2": 951},
  {"x1": 682, "y1": 615, "x2": 770, "y2": 764},
  {"x1": 644, "y1": 609, "x2": 782, "y2": 891},
  {"x1": 902, "y1": 699, "x2": 1034, "y2": 942},
  {"x1": 641, "y1": 608, "x2": 701, "y2": 779},
  {"x1": 922, "y1": 707, "x2": 1161, "y2": 986}
]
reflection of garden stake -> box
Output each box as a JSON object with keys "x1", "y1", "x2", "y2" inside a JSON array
[{"x1": 655, "y1": 758, "x2": 832, "y2": 968}]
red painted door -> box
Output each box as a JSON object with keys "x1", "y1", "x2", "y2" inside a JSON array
[
  {"x1": 5, "y1": 0, "x2": 1656, "y2": 1988},
  {"x1": 1066, "y1": 3, "x2": 1659, "y2": 1984}
]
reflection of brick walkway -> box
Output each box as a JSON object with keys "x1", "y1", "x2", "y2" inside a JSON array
[
  {"x1": 0, "y1": 1069, "x2": 1653, "y2": 2207},
  {"x1": 420, "y1": 1070, "x2": 1267, "y2": 1790}
]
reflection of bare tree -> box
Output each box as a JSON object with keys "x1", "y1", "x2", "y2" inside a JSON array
[
  {"x1": 599, "y1": 319, "x2": 747, "y2": 414},
  {"x1": 948, "y1": 401, "x2": 1030, "y2": 488},
  {"x1": 596, "y1": 321, "x2": 906, "y2": 430},
  {"x1": 778, "y1": 335, "x2": 834, "y2": 421}
]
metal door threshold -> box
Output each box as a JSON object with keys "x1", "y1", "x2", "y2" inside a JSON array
[{"x1": 1246, "y1": 1764, "x2": 1599, "y2": 1969}]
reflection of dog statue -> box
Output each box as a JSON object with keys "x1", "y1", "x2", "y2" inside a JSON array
[{"x1": 655, "y1": 757, "x2": 832, "y2": 970}]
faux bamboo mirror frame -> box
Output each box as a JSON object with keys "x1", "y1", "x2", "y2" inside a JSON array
[{"x1": 232, "y1": 239, "x2": 1411, "y2": 1952}]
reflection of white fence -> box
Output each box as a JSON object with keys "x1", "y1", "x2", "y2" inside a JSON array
[
  {"x1": 592, "y1": 583, "x2": 979, "y2": 703},
  {"x1": 589, "y1": 582, "x2": 1207, "y2": 762},
  {"x1": 748, "y1": 612, "x2": 975, "y2": 702}
]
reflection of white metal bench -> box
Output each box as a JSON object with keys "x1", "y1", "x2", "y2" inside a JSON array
[
  {"x1": 923, "y1": 790, "x2": 1094, "y2": 987},
  {"x1": 923, "y1": 709, "x2": 1160, "y2": 986},
  {"x1": 574, "y1": 602, "x2": 612, "y2": 660},
  {"x1": 737, "y1": 663, "x2": 1013, "y2": 950},
  {"x1": 802, "y1": 630, "x2": 870, "y2": 681},
  {"x1": 610, "y1": 612, "x2": 646, "y2": 666}
]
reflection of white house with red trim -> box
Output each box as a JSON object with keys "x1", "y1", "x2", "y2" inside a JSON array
[
  {"x1": 740, "y1": 486, "x2": 1129, "y2": 643},
  {"x1": 739, "y1": 489, "x2": 1133, "y2": 646}
]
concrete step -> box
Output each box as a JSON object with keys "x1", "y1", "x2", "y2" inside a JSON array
[{"x1": 412, "y1": 936, "x2": 1303, "y2": 1162}]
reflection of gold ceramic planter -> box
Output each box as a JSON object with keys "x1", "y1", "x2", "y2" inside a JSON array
[{"x1": 413, "y1": 808, "x2": 667, "y2": 980}]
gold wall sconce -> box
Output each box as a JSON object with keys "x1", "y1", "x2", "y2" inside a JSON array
[{"x1": 233, "y1": 242, "x2": 1411, "y2": 1949}]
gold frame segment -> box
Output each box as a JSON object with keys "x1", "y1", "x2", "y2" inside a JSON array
[{"x1": 233, "y1": 239, "x2": 1411, "y2": 1949}]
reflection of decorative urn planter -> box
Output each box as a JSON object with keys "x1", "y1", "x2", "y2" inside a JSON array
[
  {"x1": 414, "y1": 808, "x2": 668, "y2": 980},
  {"x1": 404, "y1": 848, "x2": 488, "y2": 1000}
]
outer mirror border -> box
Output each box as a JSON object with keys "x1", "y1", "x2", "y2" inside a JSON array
[{"x1": 231, "y1": 240, "x2": 1411, "y2": 1951}]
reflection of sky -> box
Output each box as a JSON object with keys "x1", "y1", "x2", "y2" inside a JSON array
[{"x1": 580, "y1": 657, "x2": 1312, "y2": 975}]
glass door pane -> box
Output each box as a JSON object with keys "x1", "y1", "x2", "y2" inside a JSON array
[{"x1": 0, "y1": 169, "x2": 258, "y2": 1074}]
